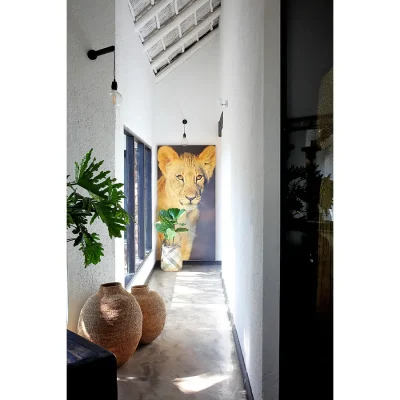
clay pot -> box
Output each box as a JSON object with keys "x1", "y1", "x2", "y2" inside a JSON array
[
  {"x1": 161, "y1": 244, "x2": 182, "y2": 271},
  {"x1": 131, "y1": 285, "x2": 166, "y2": 344},
  {"x1": 77, "y1": 282, "x2": 143, "y2": 367}
]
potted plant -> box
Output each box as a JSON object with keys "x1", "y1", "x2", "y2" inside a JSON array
[
  {"x1": 68, "y1": 150, "x2": 143, "y2": 367},
  {"x1": 67, "y1": 149, "x2": 131, "y2": 266},
  {"x1": 155, "y1": 208, "x2": 188, "y2": 272}
]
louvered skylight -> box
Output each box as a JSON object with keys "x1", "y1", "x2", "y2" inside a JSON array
[{"x1": 128, "y1": 0, "x2": 221, "y2": 82}]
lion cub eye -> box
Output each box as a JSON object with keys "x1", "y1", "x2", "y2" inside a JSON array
[
  {"x1": 196, "y1": 175, "x2": 203, "y2": 181},
  {"x1": 176, "y1": 175, "x2": 184, "y2": 181}
]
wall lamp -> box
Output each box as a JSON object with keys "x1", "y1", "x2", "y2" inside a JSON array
[
  {"x1": 216, "y1": 97, "x2": 228, "y2": 107},
  {"x1": 87, "y1": 46, "x2": 122, "y2": 108}
]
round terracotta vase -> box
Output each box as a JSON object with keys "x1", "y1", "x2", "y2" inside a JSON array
[
  {"x1": 77, "y1": 282, "x2": 143, "y2": 367},
  {"x1": 131, "y1": 285, "x2": 166, "y2": 344}
]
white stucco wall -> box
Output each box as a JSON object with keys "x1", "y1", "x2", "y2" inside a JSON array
[
  {"x1": 219, "y1": 1, "x2": 280, "y2": 398},
  {"x1": 67, "y1": 0, "x2": 156, "y2": 331},
  {"x1": 153, "y1": 37, "x2": 222, "y2": 259},
  {"x1": 67, "y1": 0, "x2": 116, "y2": 332},
  {"x1": 115, "y1": 0, "x2": 156, "y2": 286}
]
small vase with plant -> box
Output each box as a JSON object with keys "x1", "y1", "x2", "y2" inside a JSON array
[{"x1": 155, "y1": 208, "x2": 188, "y2": 272}]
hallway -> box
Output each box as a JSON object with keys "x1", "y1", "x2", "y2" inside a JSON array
[{"x1": 117, "y1": 264, "x2": 246, "y2": 400}]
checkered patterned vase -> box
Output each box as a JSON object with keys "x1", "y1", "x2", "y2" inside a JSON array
[{"x1": 161, "y1": 244, "x2": 183, "y2": 272}]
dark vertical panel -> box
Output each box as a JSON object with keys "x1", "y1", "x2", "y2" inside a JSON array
[
  {"x1": 126, "y1": 135, "x2": 136, "y2": 274},
  {"x1": 137, "y1": 141, "x2": 145, "y2": 260},
  {"x1": 281, "y1": 1, "x2": 333, "y2": 399},
  {"x1": 145, "y1": 146, "x2": 152, "y2": 252},
  {"x1": 286, "y1": 0, "x2": 333, "y2": 118}
]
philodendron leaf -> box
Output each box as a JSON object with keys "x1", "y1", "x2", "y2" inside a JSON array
[
  {"x1": 73, "y1": 233, "x2": 83, "y2": 247},
  {"x1": 80, "y1": 232, "x2": 104, "y2": 267}
]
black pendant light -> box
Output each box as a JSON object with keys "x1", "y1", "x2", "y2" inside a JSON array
[
  {"x1": 87, "y1": 45, "x2": 122, "y2": 108},
  {"x1": 181, "y1": 119, "x2": 188, "y2": 146}
]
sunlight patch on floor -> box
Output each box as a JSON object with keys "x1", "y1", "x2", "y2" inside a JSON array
[
  {"x1": 172, "y1": 373, "x2": 229, "y2": 394},
  {"x1": 172, "y1": 284, "x2": 204, "y2": 295}
]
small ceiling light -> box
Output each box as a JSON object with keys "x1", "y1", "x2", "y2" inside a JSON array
[
  {"x1": 181, "y1": 119, "x2": 188, "y2": 146},
  {"x1": 87, "y1": 45, "x2": 122, "y2": 108}
]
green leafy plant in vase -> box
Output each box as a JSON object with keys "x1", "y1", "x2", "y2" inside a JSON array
[
  {"x1": 155, "y1": 208, "x2": 188, "y2": 272},
  {"x1": 67, "y1": 149, "x2": 131, "y2": 267}
]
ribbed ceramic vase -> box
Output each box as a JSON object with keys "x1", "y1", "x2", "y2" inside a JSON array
[
  {"x1": 131, "y1": 285, "x2": 166, "y2": 344},
  {"x1": 161, "y1": 244, "x2": 183, "y2": 272},
  {"x1": 77, "y1": 282, "x2": 143, "y2": 367}
]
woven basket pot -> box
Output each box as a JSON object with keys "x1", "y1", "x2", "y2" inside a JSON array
[
  {"x1": 131, "y1": 285, "x2": 166, "y2": 344},
  {"x1": 161, "y1": 244, "x2": 183, "y2": 272},
  {"x1": 77, "y1": 282, "x2": 143, "y2": 367}
]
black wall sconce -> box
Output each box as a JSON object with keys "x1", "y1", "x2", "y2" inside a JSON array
[
  {"x1": 87, "y1": 46, "x2": 122, "y2": 108},
  {"x1": 87, "y1": 46, "x2": 115, "y2": 60}
]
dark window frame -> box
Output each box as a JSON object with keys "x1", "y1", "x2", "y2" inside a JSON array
[{"x1": 124, "y1": 128, "x2": 152, "y2": 287}]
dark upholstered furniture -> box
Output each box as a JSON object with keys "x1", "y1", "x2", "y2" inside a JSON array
[{"x1": 67, "y1": 329, "x2": 118, "y2": 400}]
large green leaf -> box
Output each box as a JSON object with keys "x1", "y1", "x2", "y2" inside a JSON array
[
  {"x1": 159, "y1": 214, "x2": 174, "y2": 225},
  {"x1": 159, "y1": 209, "x2": 173, "y2": 221},
  {"x1": 80, "y1": 232, "x2": 104, "y2": 267},
  {"x1": 168, "y1": 208, "x2": 181, "y2": 220},
  {"x1": 155, "y1": 221, "x2": 169, "y2": 233},
  {"x1": 67, "y1": 149, "x2": 130, "y2": 267}
]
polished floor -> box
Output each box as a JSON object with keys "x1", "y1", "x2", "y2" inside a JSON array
[{"x1": 117, "y1": 264, "x2": 246, "y2": 400}]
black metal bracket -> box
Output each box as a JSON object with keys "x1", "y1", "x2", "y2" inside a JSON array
[{"x1": 87, "y1": 45, "x2": 115, "y2": 60}]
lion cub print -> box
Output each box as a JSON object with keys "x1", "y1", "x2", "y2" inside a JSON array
[{"x1": 157, "y1": 146, "x2": 216, "y2": 260}]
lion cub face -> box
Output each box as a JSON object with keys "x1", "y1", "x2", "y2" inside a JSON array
[{"x1": 158, "y1": 146, "x2": 216, "y2": 211}]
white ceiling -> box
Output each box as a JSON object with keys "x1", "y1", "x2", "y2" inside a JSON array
[{"x1": 128, "y1": 0, "x2": 221, "y2": 82}]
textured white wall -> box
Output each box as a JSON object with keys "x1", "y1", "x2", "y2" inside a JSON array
[
  {"x1": 154, "y1": 37, "x2": 221, "y2": 146},
  {"x1": 67, "y1": 0, "x2": 116, "y2": 332},
  {"x1": 67, "y1": 0, "x2": 157, "y2": 331},
  {"x1": 115, "y1": 0, "x2": 156, "y2": 286},
  {"x1": 219, "y1": 0, "x2": 280, "y2": 398},
  {"x1": 153, "y1": 37, "x2": 222, "y2": 259}
]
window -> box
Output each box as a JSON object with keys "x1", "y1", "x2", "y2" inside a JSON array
[{"x1": 124, "y1": 130, "x2": 152, "y2": 283}]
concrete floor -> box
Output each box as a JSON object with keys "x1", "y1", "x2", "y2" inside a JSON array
[{"x1": 118, "y1": 264, "x2": 246, "y2": 400}]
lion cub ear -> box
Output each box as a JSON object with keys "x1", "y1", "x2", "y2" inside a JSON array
[
  {"x1": 158, "y1": 146, "x2": 180, "y2": 175},
  {"x1": 198, "y1": 146, "x2": 216, "y2": 180}
]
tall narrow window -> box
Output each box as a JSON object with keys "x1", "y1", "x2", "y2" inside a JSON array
[
  {"x1": 136, "y1": 141, "x2": 145, "y2": 262},
  {"x1": 145, "y1": 146, "x2": 152, "y2": 253},
  {"x1": 124, "y1": 130, "x2": 152, "y2": 284}
]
